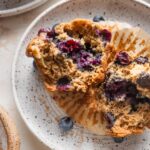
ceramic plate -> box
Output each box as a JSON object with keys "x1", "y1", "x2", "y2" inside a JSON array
[
  {"x1": 12, "y1": 0, "x2": 150, "y2": 149},
  {"x1": 0, "y1": 0, "x2": 48, "y2": 17}
]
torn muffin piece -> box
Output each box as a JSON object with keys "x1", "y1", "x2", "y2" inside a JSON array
[{"x1": 97, "y1": 28, "x2": 150, "y2": 137}]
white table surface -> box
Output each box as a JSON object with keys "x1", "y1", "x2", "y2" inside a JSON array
[
  {"x1": 0, "y1": 1, "x2": 59, "y2": 150},
  {"x1": 0, "y1": 0, "x2": 150, "y2": 150}
]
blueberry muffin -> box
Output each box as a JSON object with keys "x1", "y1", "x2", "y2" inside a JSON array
[
  {"x1": 47, "y1": 25, "x2": 150, "y2": 137},
  {"x1": 26, "y1": 19, "x2": 119, "y2": 92},
  {"x1": 26, "y1": 18, "x2": 150, "y2": 138}
]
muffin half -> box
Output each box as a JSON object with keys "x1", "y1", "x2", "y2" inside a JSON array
[{"x1": 26, "y1": 19, "x2": 121, "y2": 92}]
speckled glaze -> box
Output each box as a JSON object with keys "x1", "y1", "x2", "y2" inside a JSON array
[
  {"x1": 12, "y1": 0, "x2": 150, "y2": 150},
  {"x1": 0, "y1": 0, "x2": 48, "y2": 17}
]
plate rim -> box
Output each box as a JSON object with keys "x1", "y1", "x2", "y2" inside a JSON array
[
  {"x1": 12, "y1": 0, "x2": 150, "y2": 149},
  {"x1": 0, "y1": 0, "x2": 48, "y2": 17}
]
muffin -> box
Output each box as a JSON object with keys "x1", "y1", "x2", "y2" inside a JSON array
[
  {"x1": 26, "y1": 19, "x2": 123, "y2": 92},
  {"x1": 26, "y1": 18, "x2": 150, "y2": 137}
]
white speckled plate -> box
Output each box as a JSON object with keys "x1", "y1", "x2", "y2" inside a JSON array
[
  {"x1": 0, "y1": 0, "x2": 48, "y2": 17},
  {"x1": 12, "y1": 0, "x2": 150, "y2": 150}
]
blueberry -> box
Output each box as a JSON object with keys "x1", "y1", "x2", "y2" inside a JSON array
[
  {"x1": 137, "y1": 73, "x2": 150, "y2": 89},
  {"x1": 57, "y1": 76, "x2": 71, "y2": 86},
  {"x1": 104, "y1": 78, "x2": 128, "y2": 100},
  {"x1": 76, "y1": 51, "x2": 92, "y2": 69},
  {"x1": 59, "y1": 117, "x2": 74, "y2": 131},
  {"x1": 46, "y1": 30, "x2": 56, "y2": 39},
  {"x1": 104, "y1": 76, "x2": 139, "y2": 101},
  {"x1": 113, "y1": 137, "x2": 124, "y2": 143},
  {"x1": 33, "y1": 60, "x2": 37, "y2": 69},
  {"x1": 104, "y1": 112, "x2": 116, "y2": 128},
  {"x1": 37, "y1": 27, "x2": 56, "y2": 40},
  {"x1": 57, "y1": 76, "x2": 71, "y2": 91},
  {"x1": 96, "y1": 29, "x2": 112, "y2": 42},
  {"x1": 115, "y1": 52, "x2": 131, "y2": 66},
  {"x1": 135, "y1": 56, "x2": 148, "y2": 64},
  {"x1": 57, "y1": 39, "x2": 82, "y2": 54},
  {"x1": 93, "y1": 16, "x2": 105, "y2": 22}
]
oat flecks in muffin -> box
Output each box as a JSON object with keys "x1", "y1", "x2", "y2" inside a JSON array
[{"x1": 26, "y1": 18, "x2": 150, "y2": 137}]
